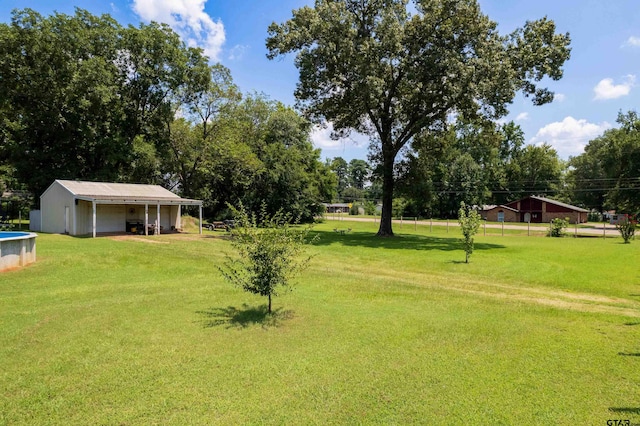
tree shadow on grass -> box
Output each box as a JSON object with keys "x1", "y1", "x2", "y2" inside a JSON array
[
  {"x1": 196, "y1": 304, "x2": 294, "y2": 329},
  {"x1": 310, "y1": 230, "x2": 505, "y2": 252},
  {"x1": 618, "y1": 352, "x2": 640, "y2": 357}
]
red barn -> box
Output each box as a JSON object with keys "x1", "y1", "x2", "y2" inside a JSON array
[{"x1": 484, "y1": 196, "x2": 588, "y2": 224}]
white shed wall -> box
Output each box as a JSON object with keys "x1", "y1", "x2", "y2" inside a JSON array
[
  {"x1": 29, "y1": 210, "x2": 41, "y2": 232},
  {"x1": 41, "y1": 183, "x2": 75, "y2": 234},
  {"x1": 97, "y1": 205, "x2": 126, "y2": 232},
  {"x1": 75, "y1": 200, "x2": 91, "y2": 235}
]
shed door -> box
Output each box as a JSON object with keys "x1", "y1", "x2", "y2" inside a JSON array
[{"x1": 65, "y1": 206, "x2": 70, "y2": 234}]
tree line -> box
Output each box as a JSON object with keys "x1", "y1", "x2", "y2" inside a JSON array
[
  {"x1": 325, "y1": 111, "x2": 640, "y2": 219},
  {"x1": 0, "y1": 8, "x2": 335, "y2": 222},
  {"x1": 1, "y1": 5, "x2": 637, "y2": 228}
]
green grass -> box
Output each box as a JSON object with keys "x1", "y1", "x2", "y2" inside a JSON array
[{"x1": 1, "y1": 221, "x2": 639, "y2": 424}]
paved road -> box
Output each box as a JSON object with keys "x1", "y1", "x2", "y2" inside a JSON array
[{"x1": 326, "y1": 215, "x2": 620, "y2": 237}]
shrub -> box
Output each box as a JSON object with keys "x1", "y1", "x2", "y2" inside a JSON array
[
  {"x1": 364, "y1": 201, "x2": 377, "y2": 216},
  {"x1": 616, "y1": 217, "x2": 636, "y2": 243},
  {"x1": 587, "y1": 211, "x2": 602, "y2": 222},
  {"x1": 549, "y1": 217, "x2": 569, "y2": 237},
  {"x1": 392, "y1": 198, "x2": 408, "y2": 218}
]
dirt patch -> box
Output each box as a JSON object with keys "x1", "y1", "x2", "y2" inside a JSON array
[{"x1": 108, "y1": 235, "x2": 169, "y2": 244}]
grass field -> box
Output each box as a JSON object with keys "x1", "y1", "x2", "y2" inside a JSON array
[{"x1": 1, "y1": 221, "x2": 639, "y2": 424}]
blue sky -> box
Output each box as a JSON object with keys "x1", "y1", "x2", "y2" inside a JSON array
[{"x1": 1, "y1": 0, "x2": 638, "y2": 163}]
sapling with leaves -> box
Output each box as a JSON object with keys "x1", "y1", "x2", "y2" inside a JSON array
[
  {"x1": 218, "y1": 203, "x2": 316, "y2": 314},
  {"x1": 616, "y1": 216, "x2": 636, "y2": 244},
  {"x1": 458, "y1": 202, "x2": 481, "y2": 263}
]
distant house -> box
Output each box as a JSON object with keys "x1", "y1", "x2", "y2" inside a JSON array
[
  {"x1": 323, "y1": 203, "x2": 351, "y2": 214},
  {"x1": 38, "y1": 180, "x2": 203, "y2": 237},
  {"x1": 482, "y1": 196, "x2": 588, "y2": 224},
  {"x1": 482, "y1": 204, "x2": 519, "y2": 223}
]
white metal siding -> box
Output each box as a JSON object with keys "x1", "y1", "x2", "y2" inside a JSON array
[
  {"x1": 41, "y1": 182, "x2": 75, "y2": 234},
  {"x1": 96, "y1": 205, "x2": 126, "y2": 232},
  {"x1": 29, "y1": 210, "x2": 41, "y2": 231},
  {"x1": 75, "y1": 200, "x2": 91, "y2": 235}
]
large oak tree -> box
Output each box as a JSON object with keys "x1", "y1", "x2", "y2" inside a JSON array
[{"x1": 266, "y1": 0, "x2": 570, "y2": 236}]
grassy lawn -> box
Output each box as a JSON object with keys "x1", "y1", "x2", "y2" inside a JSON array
[{"x1": 1, "y1": 221, "x2": 639, "y2": 424}]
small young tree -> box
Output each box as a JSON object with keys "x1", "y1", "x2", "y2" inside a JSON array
[
  {"x1": 616, "y1": 216, "x2": 636, "y2": 243},
  {"x1": 549, "y1": 217, "x2": 569, "y2": 237},
  {"x1": 218, "y1": 204, "x2": 315, "y2": 314},
  {"x1": 458, "y1": 202, "x2": 481, "y2": 263}
]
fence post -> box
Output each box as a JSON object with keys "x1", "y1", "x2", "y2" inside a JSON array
[
  {"x1": 447, "y1": 219, "x2": 449, "y2": 233},
  {"x1": 502, "y1": 221, "x2": 504, "y2": 236},
  {"x1": 401, "y1": 216, "x2": 403, "y2": 228},
  {"x1": 414, "y1": 216, "x2": 417, "y2": 231},
  {"x1": 528, "y1": 220, "x2": 530, "y2": 236}
]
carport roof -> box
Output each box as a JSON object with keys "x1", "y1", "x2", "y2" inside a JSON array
[{"x1": 53, "y1": 180, "x2": 202, "y2": 205}]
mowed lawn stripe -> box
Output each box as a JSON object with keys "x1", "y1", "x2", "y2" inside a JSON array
[{"x1": 1, "y1": 223, "x2": 639, "y2": 424}]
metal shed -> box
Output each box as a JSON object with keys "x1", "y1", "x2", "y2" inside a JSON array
[{"x1": 40, "y1": 180, "x2": 203, "y2": 237}]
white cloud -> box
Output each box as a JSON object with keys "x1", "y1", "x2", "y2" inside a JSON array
[
  {"x1": 311, "y1": 123, "x2": 369, "y2": 151},
  {"x1": 623, "y1": 36, "x2": 640, "y2": 47},
  {"x1": 132, "y1": 0, "x2": 225, "y2": 61},
  {"x1": 530, "y1": 116, "x2": 611, "y2": 159},
  {"x1": 553, "y1": 93, "x2": 566, "y2": 102},
  {"x1": 228, "y1": 44, "x2": 249, "y2": 61},
  {"x1": 515, "y1": 112, "x2": 529, "y2": 121},
  {"x1": 593, "y1": 75, "x2": 635, "y2": 100}
]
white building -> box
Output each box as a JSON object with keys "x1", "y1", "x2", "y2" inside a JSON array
[{"x1": 38, "y1": 180, "x2": 202, "y2": 237}]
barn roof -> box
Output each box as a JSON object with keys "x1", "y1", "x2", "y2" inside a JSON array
[
  {"x1": 48, "y1": 180, "x2": 201, "y2": 205},
  {"x1": 529, "y1": 196, "x2": 589, "y2": 213},
  {"x1": 486, "y1": 204, "x2": 519, "y2": 213}
]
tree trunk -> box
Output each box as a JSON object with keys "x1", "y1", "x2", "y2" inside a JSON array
[
  {"x1": 268, "y1": 293, "x2": 272, "y2": 314},
  {"x1": 377, "y1": 146, "x2": 395, "y2": 237}
]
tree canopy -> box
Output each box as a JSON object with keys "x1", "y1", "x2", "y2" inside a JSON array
[
  {"x1": 0, "y1": 8, "x2": 211, "y2": 201},
  {"x1": 266, "y1": 0, "x2": 571, "y2": 236},
  {"x1": 0, "y1": 8, "x2": 333, "y2": 223},
  {"x1": 569, "y1": 111, "x2": 640, "y2": 213}
]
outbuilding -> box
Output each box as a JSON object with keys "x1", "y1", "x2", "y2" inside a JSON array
[
  {"x1": 38, "y1": 180, "x2": 203, "y2": 237},
  {"x1": 483, "y1": 196, "x2": 588, "y2": 224},
  {"x1": 482, "y1": 205, "x2": 519, "y2": 223},
  {"x1": 323, "y1": 203, "x2": 351, "y2": 214}
]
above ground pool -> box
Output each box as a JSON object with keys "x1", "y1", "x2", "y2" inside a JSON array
[{"x1": 0, "y1": 231, "x2": 37, "y2": 271}]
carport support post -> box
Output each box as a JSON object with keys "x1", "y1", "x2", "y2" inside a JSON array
[
  {"x1": 199, "y1": 205, "x2": 203, "y2": 235},
  {"x1": 157, "y1": 203, "x2": 160, "y2": 235},
  {"x1": 92, "y1": 201, "x2": 96, "y2": 238},
  {"x1": 145, "y1": 204, "x2": 149, "y2": 236}
]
